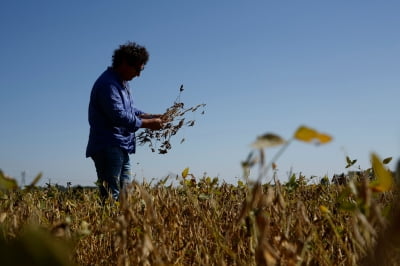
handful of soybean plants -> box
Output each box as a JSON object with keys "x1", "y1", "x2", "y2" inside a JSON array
[{"x1": 137, "y1": 85, "x2": 206, "y2": 154}]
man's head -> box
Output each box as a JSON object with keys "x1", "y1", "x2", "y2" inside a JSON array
[{"x1": 112, "y1": 42, "x2": 149, "y2": 81}]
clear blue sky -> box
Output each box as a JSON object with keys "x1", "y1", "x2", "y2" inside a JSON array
[{"x1": 1, "y1": 1, "x2": 399, "y2": 186}]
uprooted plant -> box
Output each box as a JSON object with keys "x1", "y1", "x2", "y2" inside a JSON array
[{"x1": 137, "y1": 84, "x2": 206, "y2": 154}]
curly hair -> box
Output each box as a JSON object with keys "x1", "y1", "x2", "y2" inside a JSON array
[{"x1": 112, "y1": 41, "x2": 149, "y2": 68}]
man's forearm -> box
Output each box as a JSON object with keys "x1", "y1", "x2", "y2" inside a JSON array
[
  {"x1": 140, "y1": 118, "x2": 163, "y2": 130},
  {"x1": 139, "y1": 113, "x2": 163, "y2": 119}
]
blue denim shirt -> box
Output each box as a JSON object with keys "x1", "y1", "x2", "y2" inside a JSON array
[{"x1": 86, "y1": 67, "x2": 144, "y2": 157}]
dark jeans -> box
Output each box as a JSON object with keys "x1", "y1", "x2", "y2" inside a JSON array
[{"x1": 91, "y1": 146, "x2": 131, "y2": 201}]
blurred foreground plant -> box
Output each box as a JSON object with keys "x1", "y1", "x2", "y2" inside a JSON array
[
  {"x1": 239, "y1": 125, "x2": 400, "y2": 265},
  {"x1": 1, "y1": 122, "x2": 400, "y2": 265},
  {"x1": 242, "y1": 125, "x2": 332, "y2": 183}
]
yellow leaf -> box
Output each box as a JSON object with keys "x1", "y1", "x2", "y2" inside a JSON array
[
  {"x1": 370, "y1": 153, "x2": 393, "y2": 192},
  {"x1": 316, "y1": 133, "x2": 333, "y2": 144},
  {"x1": 319, "y1": 205, "x2": 330, "y2": 214},
  {"x1": 294, "y1": 126, "x2": 318, "y2": 142},
  {"x1": 182, "y1": 167, "x2": 189, "y2": 179}
]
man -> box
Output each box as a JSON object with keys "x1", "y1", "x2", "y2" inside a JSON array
[{"x1": 86, "y1": 42, "x2": 163, "y2": 201}]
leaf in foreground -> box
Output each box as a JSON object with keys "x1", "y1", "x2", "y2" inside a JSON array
[
  {"x1": 0, "y1": 170, "x2": 18, "y2": 191},
  {"x1": 182, "y1": 167, "x2": 190, "y2": 179},
  {"x1": 370, "y1": 153, "x2": 393, "y2": 192},
  {"x1": 294, "y1": 125, "x2": 332, "y2": 144},
  {"x1": 251, "y1": 133, "x2": 286, "y2": 149},
  {"x1": 294, "y1": 126, "x2": 318, "y2": 142}
]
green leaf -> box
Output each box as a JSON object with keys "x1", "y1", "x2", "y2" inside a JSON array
[
  {"x1": 382, "y1": 157, "x2": 392, "y2": 165},
  {"x1": 0, "y1": 170, "x2": 18, "y2": 191},
  {"x1": 251, "y1": 133, "x2": 286, "y2": 149},
  {"x1": 345, "y1": 156, "x2": 357, "y2": 168}
]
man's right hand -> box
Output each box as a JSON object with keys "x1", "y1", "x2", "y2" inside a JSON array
[{"x1": 141, "y1": 118, "x2": 163, "y2": 130}]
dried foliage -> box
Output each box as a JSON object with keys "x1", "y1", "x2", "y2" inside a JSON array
[
  {"x1": 1, "y1": 125, "x2": 399, "y2": 265},
  {"x1": 137, "y1": 85, "x2": 206, "y2": 154},
  {"x1": 1, "y1": 169, "x2": 400, "y2": 265}
]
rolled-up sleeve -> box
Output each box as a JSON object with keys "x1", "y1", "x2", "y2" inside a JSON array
[{"x1": 134, "y1": 107, "x2": 145, "y2": 117}]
